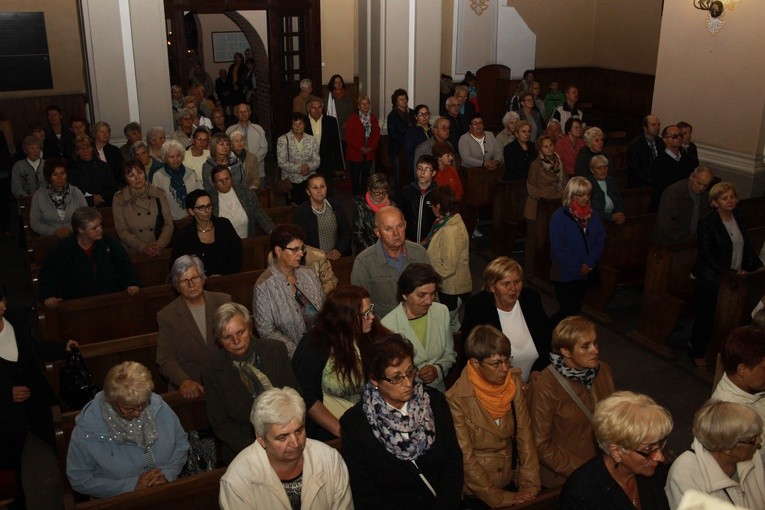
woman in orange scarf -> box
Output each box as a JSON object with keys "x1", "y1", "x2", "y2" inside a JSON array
[{"x1": 446, "y1": 325, "x2": 541, "y2": 509}]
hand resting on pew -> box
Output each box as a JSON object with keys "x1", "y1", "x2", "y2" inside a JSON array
[
  {"x1": 135, "y1": 469, "x2": 168, "y2": 490},
  {"x1": 179, "y1": 379, "x2": 205, "y2": 400}
]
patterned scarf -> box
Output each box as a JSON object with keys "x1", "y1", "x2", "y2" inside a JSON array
[
  {"x1": 568, "y1": 201, "x2": 592, "y2": 230},
  {"x1": 164, "y1": 163, "x2": 189, "y2": 211},
  {"x1": 233, "y1": 148, "x2": 247, "y2": 163},
  {"x1": 467, "y1": 362, "x2": 515, "y2": 420},
  {"x1": 99, "y1": 396, "x2": 159, "y2": 450},
  {"x1": 230, "y1": 343, "x2": 273, "y2": 397},
  {"x1": 359, "y1": 111, "x2": 372, "y2": 143},
  {"x1": 47, "y1": 183, "x2": 70, "y2": 214},
  {"x1": 421, "y1": 213, "x2": 451, "y2": 249},
  {"x1": 540, "y1": 153, "x2": 564, "y2": 191},
  {"x1": 362, "y1": 380, "x2": 435, "y2": 461},
  {"x1": 550, "y1": 353, "x2": 599, "y2": 389},
  {"x1": 365, "y1": 192, "x2": 390, "y2": 213}
]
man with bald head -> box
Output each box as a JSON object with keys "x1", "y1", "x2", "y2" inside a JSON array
[
  {"x1": 627, "y1": 114, "x2": 664, "y2": 188},
  {"x1": 350, "y1": 206, "x2": 431, "y2": 317},
  {"x1": 654, "y1": 166, "x2": 714, "y2": 245}
]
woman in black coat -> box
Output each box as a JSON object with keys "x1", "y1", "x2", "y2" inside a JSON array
[{"x1": 690, "y1": 182, "x2": 763, "y2": 367}]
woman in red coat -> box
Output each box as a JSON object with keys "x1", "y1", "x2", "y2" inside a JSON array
[{"x1": 345, "y1": 95, "x2": 381, "y2": 196}]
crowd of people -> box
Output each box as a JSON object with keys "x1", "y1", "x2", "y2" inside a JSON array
[{"x1": 2, "y1": 65, "x2": 765, "y2": 510}]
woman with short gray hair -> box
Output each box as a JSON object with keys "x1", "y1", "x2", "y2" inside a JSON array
[
  {"x1": 145, "y1": 126, "x2": 166, "y2": 162},
  {"x1": 588, "y1": 154, "x2": 625, "y2": 225},
  {"x1": 574, "y1": 126, "x2": 604, "y2": 177},
  {"x1": 150, "y1": 139, "x2": 202, "y2": 220},
  {"x1": 496, "y1": 110, "x2": 520, "y2": 157},
  {"x1": 666, "y1": 400, "x2": 765, "y2": 508}
]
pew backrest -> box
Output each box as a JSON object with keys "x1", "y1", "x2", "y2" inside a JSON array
[{"x1": 204, "y1": 270, "x2": 265, "y2": 308}]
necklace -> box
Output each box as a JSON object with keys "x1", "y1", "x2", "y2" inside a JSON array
[{"x1": 197, "y1": 224, "x2": 214, "y2": 233}]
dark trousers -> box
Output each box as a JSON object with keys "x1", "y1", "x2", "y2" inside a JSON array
[
  {"x1": 1, "y1": 431, "x2": 28, "y2": 509},
  {"x1": 690, "y1": 278, "x2": 719, "y2": 359},
  {"x1": 349, "y1": 160, "x2": 373, "y2": 197},
  {"x1": 552, "y1": 280, "x2": 588, "y2": 325}
]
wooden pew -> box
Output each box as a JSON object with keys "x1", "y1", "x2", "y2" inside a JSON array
[
  {"x1": 620, "y1": 186, "x2": 652, "y2": 216},
  {"x1": 241, "y1": 235, "x2": 271, "y2": 272},
  {"x1": 738, "y1": 196, "x2": 765, "y2": 230},
  {"x1": 492, "y1": 180, "x2": 528, "y2": 256},
  {"x1": 205, "y1": 269, "x2": 265, "y2": 308},
  {"x1": 45, "y1": 333, "x2": 165, "y2": 411},
  {"x1": 263, "y1": 205, "x2": 296, "y2": 227},
  {"x1": 525, "y1": 197, "x2": 559, "y2": 292},
  {"x1": 498, "y1": 486, "x2": 562, "y2": 510},
  {"x1": 329, "y1": 255, "x2": 356, "y2": 288},
  {"x1": 39, "y1": 285, "x2": 177, "y2": 343},
  {"x1": 458, "y1": 164, "x2": 503, "y2": 233}
]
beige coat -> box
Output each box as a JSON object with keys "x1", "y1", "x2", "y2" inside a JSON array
[
  {"x1": 426, "y1": 213, "x2": 472, "y2": 296},
  {"x1": 524, "y1": 157, "x2": 567, "y2": 220},
  {"x1": 446, "y1": 367, "x2": 541, "y2": 507},
  {"x1": 112, "y1": 184, "x2": 175, "y2": 253},
  {"x1": 527, "y1": 362, "x2": 615, "y2": 488}
]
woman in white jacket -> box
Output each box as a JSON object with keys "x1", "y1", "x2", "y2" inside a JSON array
[{"x1": 666, "y1": 400, "x2": 765, "y2": 509}]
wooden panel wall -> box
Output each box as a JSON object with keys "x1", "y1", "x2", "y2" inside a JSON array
[{"x1": 0, "y1": 93, "x2": 87, "y2": 150}]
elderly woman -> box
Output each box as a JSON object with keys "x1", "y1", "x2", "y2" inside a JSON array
[
  {"x1": 560, "y1": 391, "x2": 673, "y2": 509},
  {"x1": 346, "y1": 95, "x2": 382, "y2": 196},
  {"x1": 666, "y1": 400, "x2": 765, "y2": 508},
  {"x1": 691, "y1": 182, "x2": 763, "y2": 367},
  {"x1": 202, "y1": 303, "x2": 298, "y2": 465},
  {"x1": 66, "y1": 362, "x2": 190, "y2": 498},
  {"x1": 209, "y1": 165, "x2": 274, "y2": 239},
  {"x1": 93, "y1": 121, "x2": 123, "y2": 184},
  {"x1": 352, "y1": 173, "x2": 395, "y2": 253},
  {"x1": 712, "y1": 326, "x2": 765, "y2": 448},
  {"x1": 202, "y1": 132, "x2": 244, "y2": 193},
  {"x1": 555, "y1": 117, "x2": 585, "y2": 176},
  {"x1": 146, "y1": 126, "x2": 166, "y2": 162},
  {"x1": 11, "y1": 135, "x2": 45, "y2": 198},
  {"x1": 446, "y1": 325, "x2": 541, "y2": 508},
  {"x1": 277, "y1": 113, "x2": 320, "y2": 204},
  {"x1": 156, "y1": 255, "x2": 231, "y2": 398},
  {"x1": 295, "y1": 174, "x2": 351, "y2": 259},
  {"x1": 574, "y1": 126, "x2": 604, "y2": 177},
  {"x1": 112, "y1": 159, "x2": 174, "y2": 256},
  {"x1": 38, "y1": 207, "x2": 140, "y2": 308},
  {"x1": 220, "y1": 387, "x2": 352, "y2": 509},
  {"x1": 381, "y1": 263, "x2": 456, "y2": 392},
  {"x1": 29, "y1": 157, "x2": 88, "y2": 237},
  {"x1": 496, "y1": 110, "x2": 520, "y2": 157},
  {"x1": 253, "y1": 224, "x2": 326, "y2": 359},
  {"x1": 171, "y1": 189, "x2": 242, "y2": 276},
  {"x1": 588, "y1": 154, "x2": 625, "y2": 225},
  {"x1": 462, "y1": 256, "x2": 552, "y2": 383},
  {"x1": 503, "y1": 120, "x2": 537, "y2": 181},
  {"x1": 525, "y1": 134, "x2": 566, "y2": 224},
  {"x1": 131, "y1": 140, "x2": 163, "y2": 177},
  {"x1": 292, "y1": 285, "x2": 385, "y2": 439},
  {"x1": 518, "y1": 91, "x2": 546, "y2": 143},
  {"x1": 550, "y1": 176, "x2": 606, "y2": 323},
  {"x1": 229, "y1": 129, "x2": 260, "y2": 190},
  {"x1": 150, "y1": 139, "x2": 203, "y2": 220},
  {"x1": 424, "y1": 186, "x2": 470, "y2": 326},
  {"x1": 69, "y1": 134, "x2": 117, "y2": 207},
  {"x1": 341, "y1": 333, "x2": 463, "y2": 509},
  {"x1": 182, "y1": 126, "x2": 211, "y2": 182},
  {"x1": 527, "y1": 316, "x2": 615, "y2": 488}
]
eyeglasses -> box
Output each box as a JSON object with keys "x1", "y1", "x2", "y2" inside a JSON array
[
  {"x1": 416, "y1": 112, "x2": 430, "y2": 117},
  {"x1": 380, "y1": 366, "x2": 418, "y2": 385},
  {"x1": 737, "y1": 434, "x2": 761, "y2": 446},
  {"x1": 666, "y1": 133, "x2": 682, "y2": 139},
  {"x1": 113, "y1": 400, "x2": 149, "y2": 416},
  {"x1": 360, "y1": 303, "x2": 375, "y2": 319},
  {"x1": 282, "y1": 245, "x2": 306, "y2": 254},
  {"x1": 370, "y1": 189, "x2": 388, "y2": 197},
  {"x1": 630, "y1": 438, "x2": 667, "y2": 458},
  {"x1": 480, "y1": 357, "x2": 513, "y2": 370},
  {"x1": 194, "y1": 203, "x2": 213, "y2": 211},
  {"x1": 179, "y1": 275, "x2": 203, "y2": 288}
]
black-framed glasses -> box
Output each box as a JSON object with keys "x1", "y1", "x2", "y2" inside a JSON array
[
  {"x1": 480, "y1": 357, "x2": 513, "y2": 370},
  {"x1": 370, "y1": 189, "x2": 388, "y2": 197},
  {"x1": 381, "y1": 366, "x2": 418, "y2": 385},
  {"x1": 282, "y1": 245, "x2": 306, "y2": 254},
  {"x1": 112, "y1": 400, "x2": 149, "y2": 417},
  {"x1": 194, "y1": 203, "x2": 213, "y2": 211},
  {"x1": 360, "y1": 303, "x2": 375, "y2": 319},
  {"x1": 630, "y1": 438, "x2": 667, "y2": 458},
  {"x1": 178, "y1": 275, "x2": 203, "y2": 288}
]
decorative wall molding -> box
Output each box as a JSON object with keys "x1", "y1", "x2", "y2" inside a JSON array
[{"x1": 697, "y1": 142, "x2": 765, "y2": 197}]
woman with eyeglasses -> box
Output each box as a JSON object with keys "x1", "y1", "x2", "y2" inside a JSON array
[
  {"x1": 560, "y1": 391, "x2": 673, "y2": 509},
  {"x1": 291, "y1": 286, "x2": 386, "y2": 440},
  {"x1": 446, "y1": 325, "x2": 541, "y2": 508},
  {"x1": 253, "y1": 224, "x2": 326, "y2": 359},
  {"x1": 353, "y1": 172, "x2": 395, "y2": 253},
  {"x1": 381, "y1": 263, "x2": 457, "y2": 392},
  {"x1": 156, "y1": 255, "x2": 232, "y2": 399},
  {"x1": 170, "y1": 189, "x2": 242, "y2": 277},
  {"x1": 527, "y1": 316, "x2": 615, "y2": 489},
  {"x1": 66, "y1": 362, "x2": 190, "y2": 498},
  {"x1": 402, "y1": 104, "x2": 432, "y2": 182},
  {"x1": 666, "y1": 400, "x2": 765, "y2": 509},
  {"x1": 341, "y1": 333, "x2": 464, "y2": 510},
  {"x1": 517, "y1": 91, "x2": 546, "y2": 143}
]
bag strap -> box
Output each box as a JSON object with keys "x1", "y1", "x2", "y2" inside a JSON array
[
  {"x1": 546, "y1": 365, "x2": 593, "y2": 422},
  {"x1": 510, "y1": 400, "x2": 518, "y2": 473}
]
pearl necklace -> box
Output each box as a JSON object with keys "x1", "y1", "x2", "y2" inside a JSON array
[{"x1": 197, "y1": 224, "x2": 214, "y2": 233}]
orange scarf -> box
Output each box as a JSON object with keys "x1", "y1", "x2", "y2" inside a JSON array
[{"x1": 467, "y1": 363, "x2": 516, "y2": 420}]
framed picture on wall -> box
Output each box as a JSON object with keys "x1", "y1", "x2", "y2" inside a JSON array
[{"x1": 212, "y1": 31, "x2": 248, "y2": 63}]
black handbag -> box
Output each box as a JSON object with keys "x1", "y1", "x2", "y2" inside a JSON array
[
  {"x1": 59, "y1": 346, "x2": 99, "y2": 409},
  {"x1": 154, "y1": 197, "x2": 164, "y2": 240}
]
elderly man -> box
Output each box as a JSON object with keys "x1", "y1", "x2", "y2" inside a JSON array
[
  {"x1": 654, "y1": 166, "x2": 714, "y2": 245},
  {"x1": 413, "y1": 117, "x2": 452, "y2": 172},
  {"x1": 627, "y1": 114, "x2": 663, "y2": 188},
  {"x1": 293, "y1": 78, "x2": 313, "y2": 114},
  {"x1": 551, "y1": 85, "x2": 583, "y2": 132},
  {"x1": 11, "y1": 135, "x2": 44, "y2": 198},
  {"x1": 209, "y1": 165, "x2": 275, "y2": 238},
  {"x1": 226, "y1": 103, "x2": 268, "y2": 181},
  {"x1": 678, "y1": 121, "x2": 700, "y2": 168},
  {"x1": 454, "y1": 84, "x2": 476, "y2": 120},
  {"x1": 119, "y1": 122, "x2": 143, "y2": 161},
  {"x1": 650, "y1": 125, "x2": 696, "y2": 210},
  {"x1": 220, "y1": 387, "x2": 352, "y2": 509},
  {"x1": 445, "y1": 96, "x2": 468, "y2": 149},
  {"x1": 304, "y1": 95, "x2": 343, "y2": 196},
  {"x1": 458, "y1": 113, "x2": 502, "y2": 169},
  {"x1": 350, "y1": 206, "x2": 431, "y2": 317}
]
